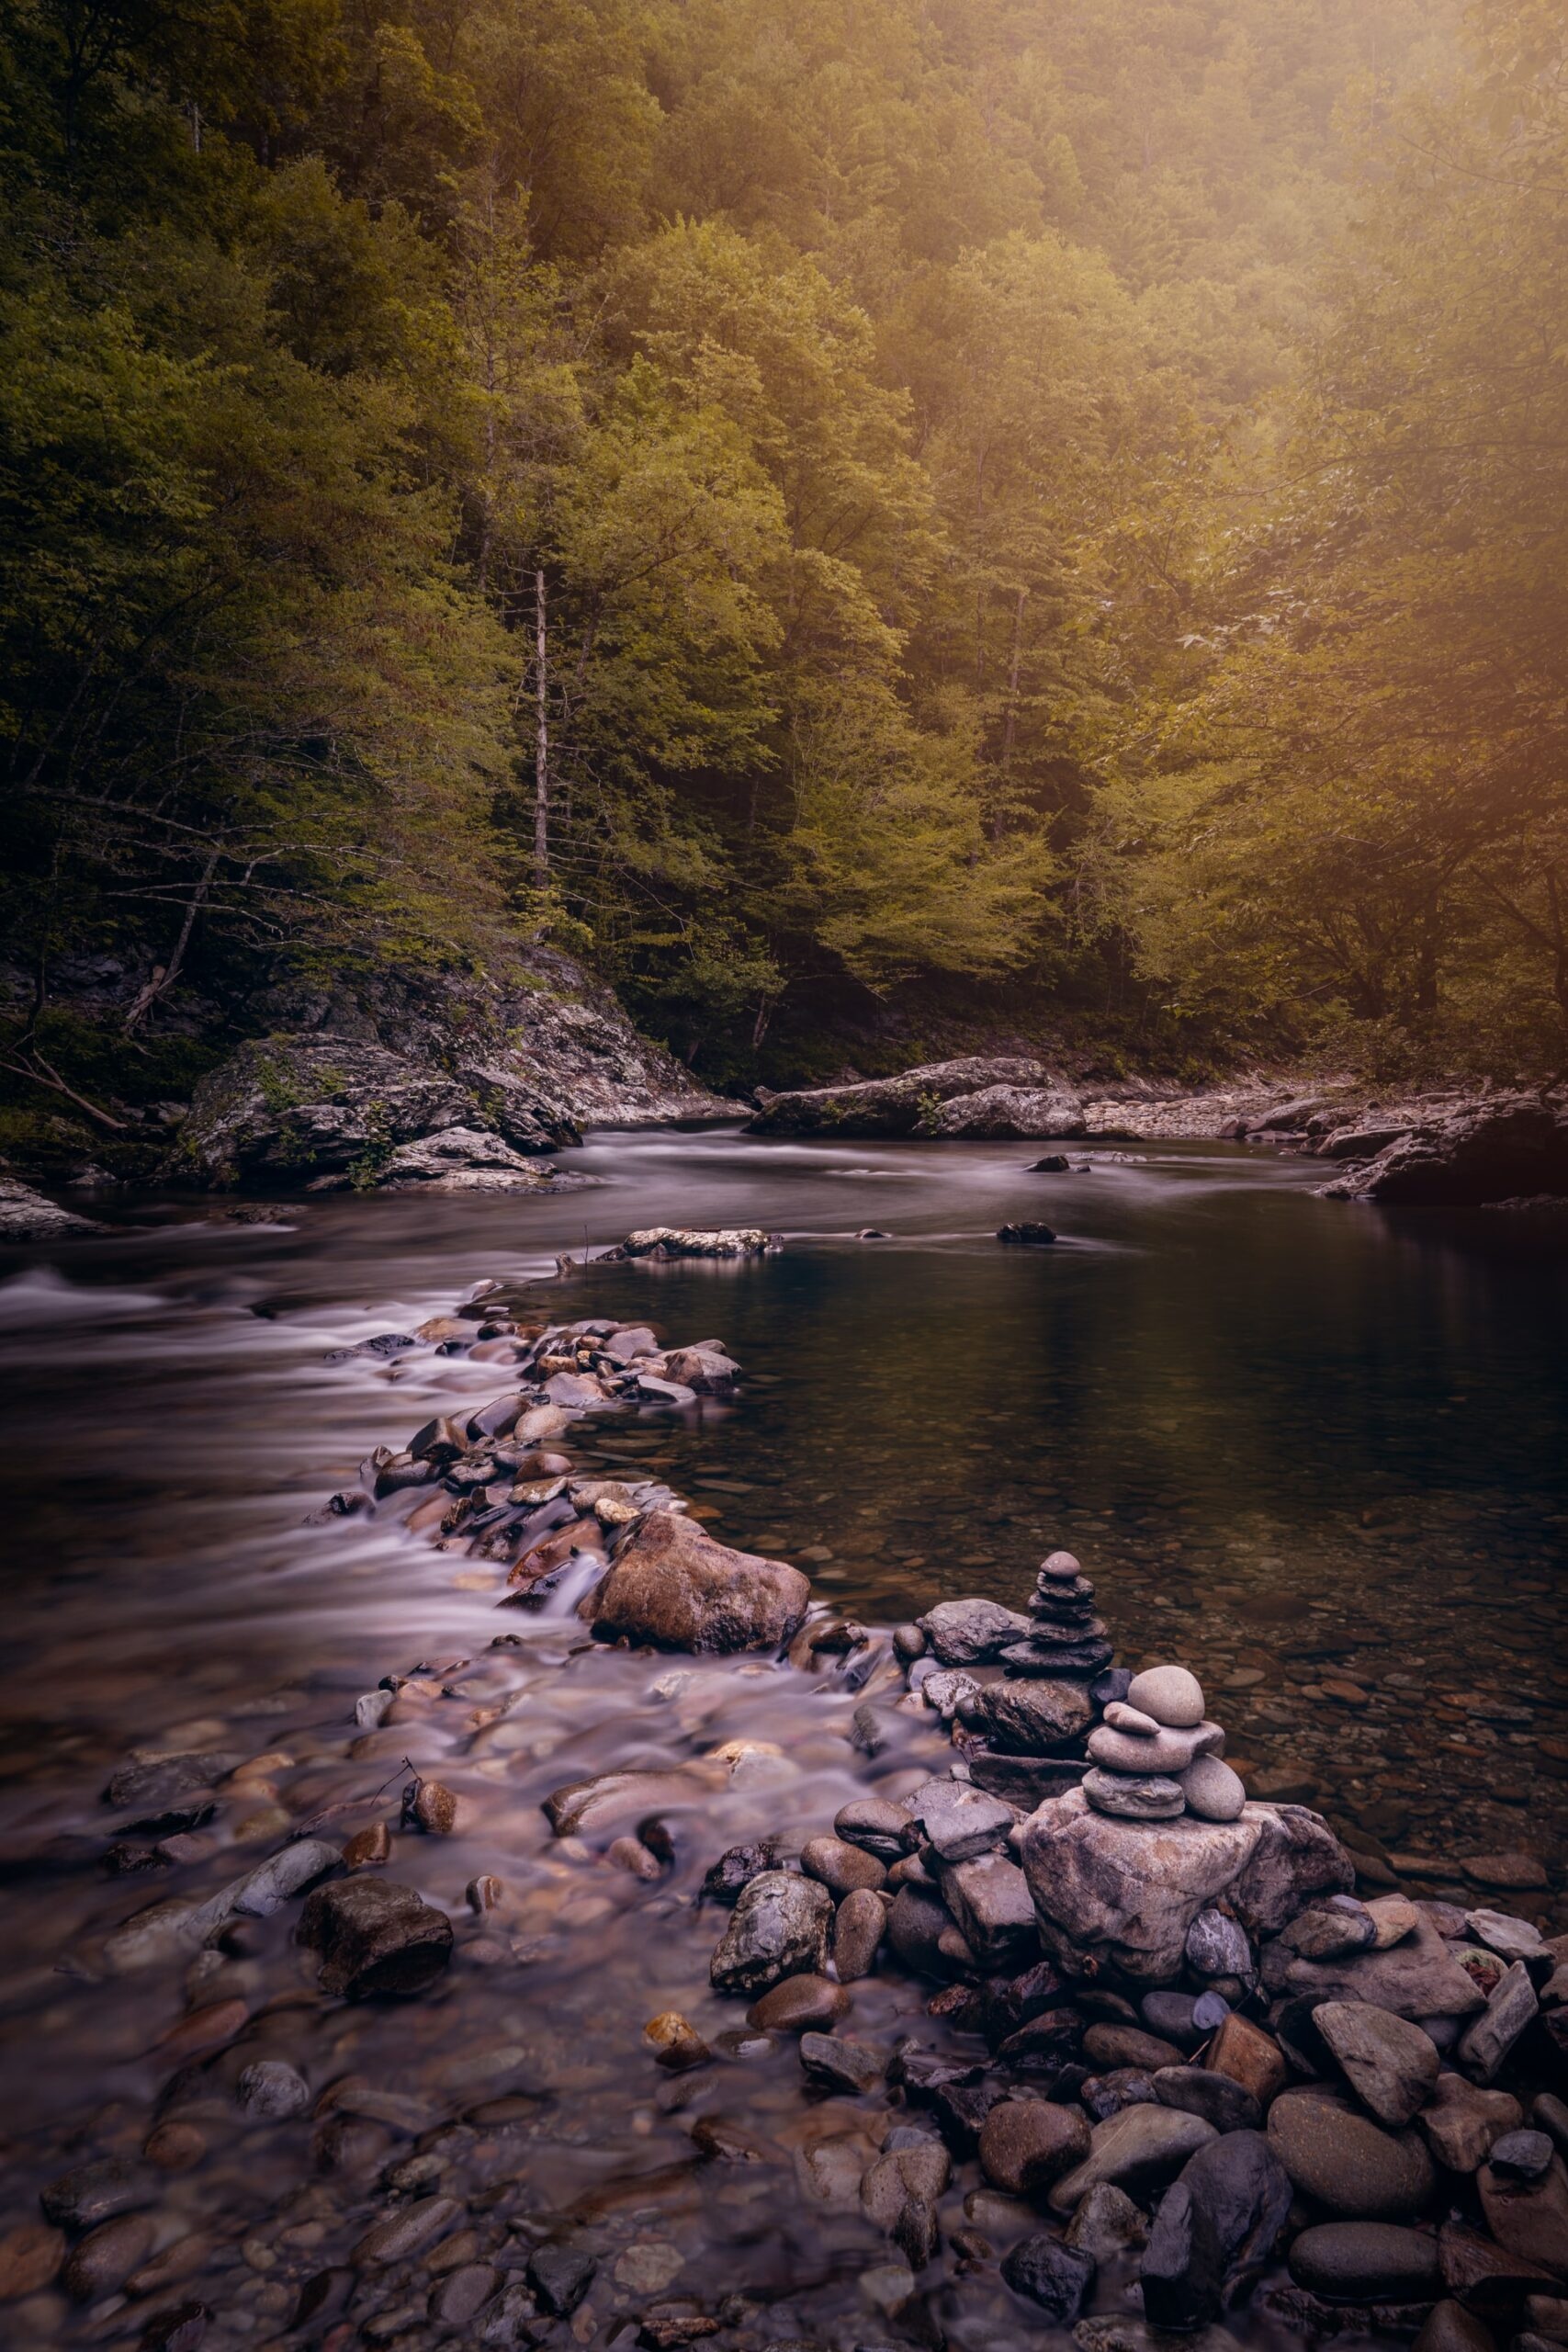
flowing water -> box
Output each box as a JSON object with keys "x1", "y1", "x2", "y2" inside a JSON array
[{"x1": 0, "y1": 1129, "x2": 1564, "y2": 2349}]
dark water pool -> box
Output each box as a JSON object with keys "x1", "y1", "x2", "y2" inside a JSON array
[{"x1": 0, "y1": 1128, "x2": 1563, "y2": 2347}]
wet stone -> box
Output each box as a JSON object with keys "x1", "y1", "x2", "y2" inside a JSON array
[
  {"x1": 1066, "y1": 2183, "x2": 1149, "y2": 2260},
  {"x1": 430, "y1": 2262, "x2": 497, "y2": 2325},
  {"x1": 527, "y1": 2241, "x2": 596, "y2": 2316},
  {"x1": 700, "y1": 1840, "x2": 779, "y2": 1904},
  {"x1": 833, "y1": 1886, "x2": 887, "y2": 1981},
  {"x1": 799, "y1": 2033, "x2": 885, "y2": 2094},
  {"x1": 833, "y1": 1799, "x2": 909, "y2": 1861},
  {"x1": 1493, "y1": 2132, "x2": 1556, "y2": 2182},
  {"x1": 236, "y1": 2059, "x2": 310, "y2": 2120},
  {"x1": 1289, "y1": 2222, "x2": 1443, "y2": 2302},
  {"x1": 1314, "y1": 2002, "x2": 1441, "y2": 2126},
  {"x1": 711, "y1": 1872, "x2": 832, "y2": 1994},
  {"x1": 40, "y1": 2157, "x2": 148, "y2": 2231},
  {"x1": 747, "y1": 1973, "x2": 849, "y2": 2033},
  {"x1": 1267, "y1": 2089, "x2": 1438, "y2": 2219},
  {"x1": 0, "y1": 2222, "x2": 65, "y2": 2301},
  {"x1": 298, "y1": 1876, "x2": 454, "y2": 1999},
  {"x1": 978, "y1": 2098, "x2": 1090, "y2": 2195},
  {"x1": 63, "y1": 2213, "x2": 158, "y2": 2301},
  {"x1": 1083, "y1": 1767, "x2": 1186, "y2": 1820},
  {"x1": 1049, "y1": 2104, "x2": 1219, "y2": 2213},
  {"x1": 1001, "y1": 2232, "x2": 1096, "y2": 2321},
  {"x1": 353, "y1": 2195, "x2": 464, "y2": 2267},
  {"x1": 1153, "y1": 2065, "x2": 1262, "y2": 2133},
  {"x1": 800, "y1": 1835, "x2": 886, "y2": 1894}
]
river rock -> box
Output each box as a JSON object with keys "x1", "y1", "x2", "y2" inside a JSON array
[
  {"x1": 1458, "y1": 1961, "x2": 1540, "y2": 2083},
  {"x1": 526, "y1": 2241, "x2": 596, "y2": 2315},
  {"x1": 63, "y1": 2214, "x2": 158, "y2": 2301},
  {"x1": 801, "y1": 1836, "x2": 886, "y2": 1895},
  {"x1": 1290, "y1": 2222, "x2": 1442, "y2": 2301},
  {"x1": 1153, "y1": 2066, "x2": 1262, "y2": 2133},
  {"x1": 1179, "y1": 2128, "x2": 1292, "y2": 2277},
  {"x1": 0, "y1": 2221, "x2": 65, "y2": 2301},
  {"x1": 967, "y1": 1678, "x2": 1096, "y2": 1752},
  {"x1": 861, "y1": 2141, "x2": 951, "y2": 2266},
  {"x1": 1181, "y1": 1757, "x2": 1247, "y2": 1823},
  {"x1": 749, "y1": 1973, "x2": 849, "y2": 2032},
  {"x1": 604, "y1": 1227, "x2": 771, "y2": 1259},
  {"x1": 1477, "y1": 2154, "x2": 1568, "y2": 2279},
  {"x1": 710, "y1": 1871, "x2": 831, "y2": 1994},
  {"x1": 0, "y1": 1180, "x2": 108, "y2": 1239},
  {"x1": 1467, "y1": 1910, "x2": 1546, "y2": 1964},
  {"x1": 834, "y1": 1887, "x2": 887, "y2": 1981},
  {"x1": 979, "y1": 2099, "x2": 1091, "y2": 2195},
  {"x1": 375, "y1": 1125, "x2": 563, "y2": 1191},
  {"x1": 236, "y1": 2060, "x2": 310, "y2": 2120},
  {"x1": 1278, "y1": 1901, "x2": 1379, "y2": 1961},
  {"x1": 1204, "y1": 2014, "x2": 1289, "y2": 2107},
  {"x1": 834, "y1": 1798, "x2": 909, "y2": 1861},
  {"x1": 352, "y1": 2194, "x2": 463, "y2": 2266},
  {"x1": 40, "y1": 2157, "x2": 149, "y2": 2231},
  {"x1": 297, "y1": 1877, "x2": 454, "y2": 1998},
  {"x1": 998, "y1": 1219, "x2": 1057, "y2": 1244},
  {"x1": 1225, "y1": 1804, "x2": 1357, "y2": 1937},
  {"x1": 800, "y1": 2033, "x2": 884, "y2": 2093},
  {"x1": 1126, "y1": 1667, "x2": 1207, "y2": 1729},
  {"x1": 917, "y1": 1598, "x2": 1034, "y2": 1664},
  {"x1": 1420, "y1": 2075, "x2": 1523, "y2": 2172},
  {"x1": 1325, "y1": 1096, "x2": 1568, "y2": 1207},
  {"x1": 1088, "y1": 1722, "x2": 1224, "y2": 1774},
  {"x1": 1314, "y1": 2002, "x2": 1442, "y2": 2126},
  {"x1": 907, "y1": 1780, "x2": 1014, "y2": 1860},
  {"x1": 919, "y1": 1084, "x2": 1087, "y2": 1140},
  {"x1": 583, "y1": 1510, "x2": 808, "y2": 1652},
  {"x1": 1083, "y1": 1767, "x2": 1186, "y2": 1821},
  {"x1": 1066, "y1": 2183, "x2": 1149, "y2": 2259},
  {"x1": 1186, "y1": 1910, "x2": 1253, "y2": 1979},
  {"x1": 1141, "y1": 2181, "x2": 1224, "y2": 2330},
  {"x1": 1000, "y1": 2233, "x2": 1096, "y2": 2320},
  {"x1": 1414, "y1": 2301, "x2": 1498, "y2": 2352},
  {"x1": 1267, "y1": 2089, "x2": 1437, "y2": 2218},
  {"x1": 1049, "y1": 2104, "x2": 1218, "y2": 2212},
  {"x1": 887, "y1": 1883, "x2": 977, "y2": 1979},
  {"x1": 1493, "y1": 2132, "x2": 1556, "y2": 2181},
  {"x1": 940, "y1": 1854, "x2": 1037, "y2": 1968},
  {"x1": 1021, "y1": 1786, "x2": 1264, "y2": 1984},
  {"x1": 700, "y1": 1839, "x2": 779, "y2": 1902},
  {"x1": 1267, "y1": 1911, "x2": 1488, "y2": 2019}
]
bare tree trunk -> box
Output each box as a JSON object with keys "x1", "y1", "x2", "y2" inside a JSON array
[
  {"x1": 534, "y1": 569, "x2": 549, "y2": 887},
  {"x1": 125, "y1": 845, "x2": 219, "y2": 1034}
]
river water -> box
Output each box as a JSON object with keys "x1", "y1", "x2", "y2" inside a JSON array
[{"x1": 0, "y1": 1128, "x2": 1564, "y2": 2347}]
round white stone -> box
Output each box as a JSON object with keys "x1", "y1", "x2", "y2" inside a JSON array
[
  {"x1": 1180, "y1": 1754, "x2": 1246, "y2": 1823},
  {"x1": 1040, "y1": 1550, "x2": 1082, "y2": 1580},
  {"x1": 1126, "y1": 1664, "x2": 1205, "y2": 1729}
]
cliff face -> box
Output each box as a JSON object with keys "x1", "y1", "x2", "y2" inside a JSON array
[{"x1": 176, "y1": 950, "x2": 732, "y2": 1188}]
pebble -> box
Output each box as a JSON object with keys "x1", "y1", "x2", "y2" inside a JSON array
[
  {"x1": 1492, "y1": 2132, "x2": 1556, "y2": 2182},
  {"x1": 144, "y1": 2123, "x2": 208, "y2": 2173},
  {"x1": 236, "y1": 2060, "x2": 310, "y2": 2120},
  {"x1": 0, "y1": 2222, "x2": 65, "y2": 2301},
  {"x1": 1000, "y1": 2233, "x2": 1096, "y2": 2321},
  {"x1": 643, "y1": 2012, "x2": 710, "y2": 2071},
  {"x1": 799, "y1": 2033, "x2": 886, "y2": 2094},
  {"x1": 40, "y1": 2157, "x2": 146, "y2": 2231},
  {"x1": 429, "y1": 2263, "x2": 497, "y2": 2325},
  {"x1": 1049, "y1": 2104, "x2": 1218, "y2": 2213},
  {"x1": 527, "y1": 2242, "x2": 595, "y2": 2316},
  {"x1": 352, "y1": 2195, "x2": 464, "y2": 2267},
  {"x1": 1181, "y1": 1756, "x2": 1247, "y2": 1823},
  {"x1": 1084, "y1": 2024, "x2": 1185, "y2": 2074},
  {"x1": 64, "y1": 2212, "x2": 158, "y2": 2301},
  {"x1": 1153, "y1": 2066, "x2": 1261, "y2": 2133}
]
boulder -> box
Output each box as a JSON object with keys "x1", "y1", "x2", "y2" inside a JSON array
[
  {"x1": 709, "y1": 1871, "x2": 831, "y2": 1995},
  {"x1": 180, "y1": 1037, "x2": 479, "y2": 1185},
  {"x1": 748, "y1": 1057, "x2": 1059, "y2": 1137},
  {"x1": 1020, "y1": 1786, "x2": 1265, "y2": 1984},
  {"x1": 297, "y1": 1878, "x2": 454, "y2": 1998},
  {"x1": 917, "y1": 1085, "x2": 1087, "y2": 1140},
  {"x1": 598, "y1": 1227, "x2": 773, "y2": 1260},
  {"x1": 372, "y1": 1126, "x2": 563, "y2": 1192},
  {"x1": 1227, "y1": 1804, "x2": 1357, "y2": 1937},
  {"x1": 582, "y1": 1511, "x2": 808, "y2": 1653},
  {"x1": 0, "y1": 1180, "x2": 107, "y2": 1240},
  {"x1": 1323, "y1": 1096, "x2": 1568, "y2": 1207}
]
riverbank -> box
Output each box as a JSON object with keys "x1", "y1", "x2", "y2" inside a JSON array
[{"x1": 0, "y1": 1232, "x2": 1564, "y2": 2352}]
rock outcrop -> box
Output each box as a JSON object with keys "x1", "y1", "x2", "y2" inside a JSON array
[
  {"x1": 1321, "y1": 1095, "x2": 1568, "y2": 1206},
  {"x1": 917, "y1": 1083, "x2": 1086, "y2": 1140},
  {"x1": 0, "y1": 1180, "x2": 108, "y2": 1240},
  {"x1": 747, "y1": 1057, "x2": 1067, "y2": 1137}
]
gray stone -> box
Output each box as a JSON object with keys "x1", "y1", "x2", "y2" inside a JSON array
[
  {"x1": 1181, "y1": 1757, "x2": 1247, "y2": 1824},
  {"x1": 834, "y1": 1799, "x2": 909, "y2": 1861},
  {"x1": 1227, "y1": 1804, "x2": 1358, "y2": 1939},
  {"x1": 710, "y1": 1871, "x2": 832, "y2": 1995},
  {"x1": 1065, "y1": 2183, "x2": 1149, "y2": 2259},
  {"x1": 1084, "y1": 1768, "x2": 1185, "y2": 1820},
  {"x1": 1314, "y1": 2002, "x2": 1442, "y2": 2126},
  {"x1": 1492, "y1": 2133, "x2": 1555, "y2": 2182},
  {"x1": 526, "y1": 2242, "x2": 595, "y2": 2316},
  {"x1": 1048, "y1": 2104, "x2": 1219, "y2": 2213},
  {"x1": 1289, "y1": 2222, "x2": 1442, "y2": 2301},
  {"x1": 1141, "y1": 2181, "x2": 1224, "y2": 2329},
  {"x1": 940, "y1": 1854, "x2": 1037, "y2": 1968},
  {"x1": 1001, "y1": 2233, "x2": 1095, "y2": 2321},
  {"x1": 0, "y1": 1180, "x2": 107, "y2": 1239},
  {"x1": 1153, "y1": 2066, "x2": 1262, "y2": 2133},
  {"x1": 1126, "y1": 1667, "x2": 1206, "y2": 1728},
  {"x1": 1466, "y1": 1911, "x2": 1546, "y2": 1964},
  {"x1": 916, "y1": 1598, "x2": 1034, "y2": 1665},
  {"x1": 236, "y1": 2061, "x2": 310, "y2": 2120},
  {"x1": 1267, "y1": 2089, "x2": 1437, "y2": 2218},
  {"x1": 967, "y1": 1678, "x2": 1096, "y2": 1753},
  {"x1": 799, "y1": 2034, "x2": 886, "y2": 2094},
  {"x1": 749, "y1": 1056, "x2": 1066, "y2": 1137},
  {"x1": 1280, "y1": 1901, "x2": 1379, "y2": 1960},
  {"x1": 1088, "y1": 1722, "x2": 1223, "y2": 1775},
  {"x1": 430, "y1": 2263, "x2": 497, "y2": 2326},
  {"x1": 920, "y1": 1666, "x2": 981, "y2": 1718},
  {"x1": 583, "y1": 1510, "x2": 808, "y2": 1653},
  {"x1": 909, "y1": 1781, "x2": 1015, "y2": 1860},
  {"x1": 1186, "y1": 1910, "x2": 1253, "y2": 1980},
  {"x1": 1459, "y1": 1962, "x2": 1540, "y2": 2083},
  {"x1": 353, "y1": 2196, "x2": 464, "y2": 2267},
  {"x1": 1105, "y1": 1702, "x2": 1163, "y2": 1736},
  {"x1": 921, "y1": 1084, "x2": 1087, "y2": 1141},
  {"x1": 1179, "y1": 2128, "x2": 1293, "y2": 2279}
]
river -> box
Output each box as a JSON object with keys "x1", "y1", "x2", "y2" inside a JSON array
[{"x1": 0, "y1": 1126, "x2": 1563, "y2": 2346}]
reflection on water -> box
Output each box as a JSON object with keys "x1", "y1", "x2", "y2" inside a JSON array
[{"x1": 0, "y1": 1130, "x2": 1563, "y2": 2346}]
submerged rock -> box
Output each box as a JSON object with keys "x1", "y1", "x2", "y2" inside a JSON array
[
  {"x1": 297, "y1": 1877, "x2": 454, "y2": 1998},
  {"x1": 583, "y1": 1510, "x2": 809, "y2": 1652}
]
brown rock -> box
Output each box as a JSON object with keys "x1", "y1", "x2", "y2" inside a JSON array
[
  {"x1": 143, "y1": 2122, "x2": 208, "y2": 2173},
  {"x1": 0, "y1": 2222, "x2": 65, "y2": 2301},
  {"x1": 1083, "y1": 2023, "x2": 1185, "y2": 2074},
  {"x1": 582, "y1": 1510, "x2": 809, "y2": 1652},
  {"x1": 411, "y1": 1781, "x2": 462, "y2": 1835},
  {"x1": 1269, "y1": 1914, "x2": 1489, "y2": 2020},
  {"x1": 1438, "y1": 2220, "x2": 1559, "y2": 2309},
  {"x1": 1478, "y1": 2154, "x2": 1568, "y2": 2280},
  {"x1": 1206, "y1": 2013, "x2": 1289, "y2": 2109},
  {"x1": 64, "y1": 2213, "x2": 158, "y2": 2301},
  {"x1": 979, "y1": 2098, "x2": 1091, "y2": 2196},
  {"x1": 1414, "y1": 2300, "x2": 1497, "y2": 2352},
  {"x1": 1268, "y1": 2089, "x2": 1437, "y2": 2219},
  {"x1": 152, "y1": 1998, "x2": 248, "y2": 2064},
  {"x1": 1020, "y1": 1786, "x2": 1264, "y2": 1983},
  {"x1": 1421, "y1": 2075, "x2": 1523, "y2": 2173},
  {"x1": 833, "y1": 1887, "x2": 887, "y2": 1982},
  {"x1": 801, "y1": 1836, "x2": 886, "y2": 1895},
  {"x1": 342, "y1": 1822, "x2": 391, "y2": 1870},
  {"x1": 644, "y1": 2012, "x2": 710, "y2": 2071},
  {"x1": 298, "y1": 1877, "x2": 454, "y2": 1999},
  {"x1": 747, "y1": 1974, "x2": 850, "y2": 2033}
]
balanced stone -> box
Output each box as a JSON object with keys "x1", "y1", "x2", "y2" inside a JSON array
[
  {"x1": 1088, "y1": 1721, "x2": 1224, "y2": 1776},
  {"x1": 1002, "y1": 1637, "x2": 1115, "y2": 1676},
  {"x1": 917, "y1": 1598, "x2": 1034, "y2": 1664},
  {"x1": 1177, "y1": 1756, "x2": 1244, "y2": 1823},
  {"x1": 1106, "y1": 1702, "x2": 1163, "y2": 1736},
  {"x1": 1041, "y1": 1551, "x2": 1082, "y2": 1578},
  {"x1": 1084, "y1": 1768, "x2": 1185, "y2": 1821},
  {"x1": 967, "y1": 1679, "x2": 1095, "y2": 1753},
  {"x1": 1127, "y1": 1666, "x2": 1206, "y2": 1728}
]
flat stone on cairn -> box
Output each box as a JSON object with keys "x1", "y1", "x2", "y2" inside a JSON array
[{"x1": 1083, "y1": 1662, "x2": 1245, "y2": 1825}]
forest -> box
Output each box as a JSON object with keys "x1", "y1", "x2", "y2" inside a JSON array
[{"x1": 2, "y1": 0, "x2": 1565, "y2": 1112}]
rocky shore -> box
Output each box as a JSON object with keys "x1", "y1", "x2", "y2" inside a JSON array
[{"x1": 2, "y1": 1257, "x2": 1563, "y2": 2352}]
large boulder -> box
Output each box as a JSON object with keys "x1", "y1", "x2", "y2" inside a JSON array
[
  {"x1": 582, "y1": 1510, "x2": 809, "y2": 1652},
  {"x1": 369, "y1": 1127, "x2": 568, "y2": 1193},
  {"x1": 1324, "y1": 1095, "x2": 1568, "y2": 1206},
  {"x1": 916, "y1": 1084, "x2": 1086, "y2": 1140},
  {"x1": 1020, "y1": 1788, "x2": 1269, "y2": 1984},
  {"x1": 747, "y1": 1057, "x2": 1060, "y2": 1137},
  {"x1": 0, "y1": 1180, "x2": 108, "y2": 1240},
  {"x1": 1227, "y1": 1804, "x2": 1356, "y2": 1936},
  {"x1": 597, "y1": 1227, "x2": 772, "y2": 1260},
  {"x1": 181, "y1": 1037, "x2": 488, "y2": 1185}
]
